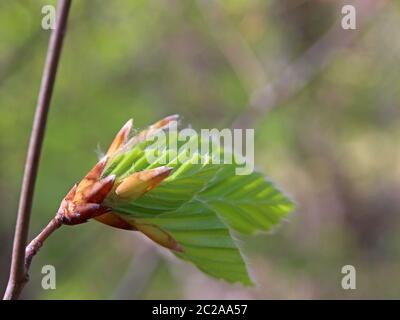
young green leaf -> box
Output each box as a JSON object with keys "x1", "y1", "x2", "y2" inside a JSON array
[{"x1": 96, "y1": 116, "x2": 294, "y2": 285}]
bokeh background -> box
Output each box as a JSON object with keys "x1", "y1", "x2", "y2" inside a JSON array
[{"x1": 1, "y1": 0, "x2": 400, "y2": 299}]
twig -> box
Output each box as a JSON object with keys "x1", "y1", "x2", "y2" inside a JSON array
[
  {"x1": 24, "y1": 214, "x2": 64, "y2": 271},
  {"x1": 3, "y1": 0, "x2": 71, "y2": 300}
]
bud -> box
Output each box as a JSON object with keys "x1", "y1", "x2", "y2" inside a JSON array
[
  {"x1": 135, "y1": 222, "x2": 183, "y2": 252},
  {"x1": 94, "y1": 212, "x2": 135, "y2": 230},
  {"x1": 55, "y1": 117, "x2": 182, "y2": 253},
  {"x1": 122, "y1": 115, "x2": 179, "y2": 151},
  {"x1": 58, "y1": 157, "x2": 116, "y2": 225},
  {"x1": 75, "y1": 156, "x2": 109, "y2": 201},
  {"x1": 106, "y1": 119, "x2": 133, "y2": 157},
  {"x1": 115, "y1": 166, "x2": 172, "y2": 199}
]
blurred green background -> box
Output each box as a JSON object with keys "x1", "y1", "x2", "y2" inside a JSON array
[{"x1": 1, "y1": 0, "x2": 400, "y2": 299}]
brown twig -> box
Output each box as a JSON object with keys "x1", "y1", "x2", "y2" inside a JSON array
[
  {"x1": 24, "y1": 214, "x2": 64, "y2": 272},
  {"x1": 3, "y1": 0, "x2": 71, "y2": 300}
]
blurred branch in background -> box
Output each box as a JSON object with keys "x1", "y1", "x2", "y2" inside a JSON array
[
  {"x1": 0, "y1": 31, "x2": 43, "y2": 88},
  {"x1": 230, "y1": 0, "x2": 387, "y2": 128},
  {"x1": 0, "y1": 1, "x2": 91, "y2": 88},
  {"x1": 111, "y1": 241, "x2": 162, "y2": 299},
  {"x1": 195, "y1": 0, "x2": 267, "y2": 94}
]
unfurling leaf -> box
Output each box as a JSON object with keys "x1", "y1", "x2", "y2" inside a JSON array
[{"x1": 57, "y1": 115, "x2": 294, "y2": 285}]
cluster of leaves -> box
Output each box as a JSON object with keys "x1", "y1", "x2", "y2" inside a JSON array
[{"x1": 99, "y1": 118, "x2": 294, "y2": 284}]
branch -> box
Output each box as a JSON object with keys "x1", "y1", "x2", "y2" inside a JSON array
[
  {"x1": 231, "y1": 0, "x2": 387, "y2": 129},
  {"x1": 195, "y1": 0, "x2": 266, "y2": 94},
  {"x1": 3, "y1": 0, "x2": 72, "y2": 300},
  {"x1": 24, "y1": 214, "x2": 64, "y2": 272},
  {"x1": 112, "y1": 242, "x2": 162, "y2": 299}
]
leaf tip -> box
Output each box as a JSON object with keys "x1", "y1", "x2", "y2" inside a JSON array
[{"x1": 172, "y1": 241, "x2": 184, "y2": 253}]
